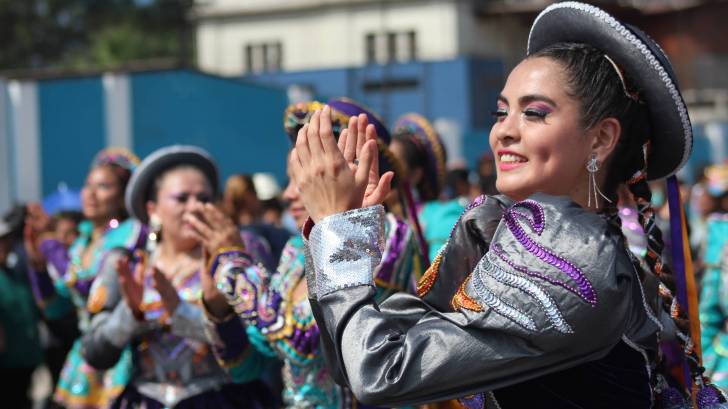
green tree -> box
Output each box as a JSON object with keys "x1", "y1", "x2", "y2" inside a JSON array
[{"x1": 0, "y1": 0, "x2": 194, "y2": 71}]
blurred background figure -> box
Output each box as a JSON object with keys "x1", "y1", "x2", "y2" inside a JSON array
[
  {"x1": 0, "y1": 217, "x2": 43, "y2": 409},
  {"x1": 698, "y1": 161, "x2": 728, "y2": 392},
  {"x1": 222, "y1": 174, "x2": 259, "y2": 226},
  {"x1": 52, "y1": 211, "x2": 84, "y2": 249},
  {"x1": 474, "y1": 152, "x2": 499, "y2": 198},
  {"x1": 24, "y1": 147, "x2": 143, "y2": 409},
  {"x1": 222, "y1": 173, "x2": 291, "y2": 269}
]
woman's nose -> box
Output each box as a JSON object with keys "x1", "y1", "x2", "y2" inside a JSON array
[{"x1": 493, "y1": 113, "x2": 520, "y2": 143}]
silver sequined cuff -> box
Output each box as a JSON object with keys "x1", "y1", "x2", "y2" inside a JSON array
[
  {"x1": 309, "y1": 205, "x2": 385, "y2": 297},
  {"x1": 303, "y1": 242, "x2": 317, "y2": 300}
]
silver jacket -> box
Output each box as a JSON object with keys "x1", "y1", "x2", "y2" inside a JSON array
[
  {"x1": 80, "y1": 250, "x2": 231, "y2": 407},
  {"x1": 305, "y1": 194, "x2": 661, "y2": 407}
]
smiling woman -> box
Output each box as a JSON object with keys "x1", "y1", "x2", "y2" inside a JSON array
[
  {"x1": 287, "y1": 2, "x2": 719, "y2": 409},
  {"x1": 79, "y1": 146, "x2": 274, "y2": 409},
  {"x1": 490, "y1": 56, "x2": 620, "y2": 205}
]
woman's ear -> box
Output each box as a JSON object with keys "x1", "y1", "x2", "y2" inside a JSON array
[
  {"x1": 146, "y1": 201, "x2": 157, "y2": 221},
  {"x1": 591, "y1": 117, "x2": 621, "y2": 163}
]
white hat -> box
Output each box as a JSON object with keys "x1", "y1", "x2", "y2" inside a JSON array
[{"x1": 252, "y1": 173, "x2": 281, "y2": 201}]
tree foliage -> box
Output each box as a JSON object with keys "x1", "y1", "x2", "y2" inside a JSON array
[{"x1": 0, "y1": 0, "x2": 194, "y2": 71}]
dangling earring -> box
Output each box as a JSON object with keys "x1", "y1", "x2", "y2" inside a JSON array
[
  {"x1": 586, "y1": 153, "x2": 612, "y2": 209},
  {"x1": 147, "y1": 214, "x2": 162, "y2": 252}
]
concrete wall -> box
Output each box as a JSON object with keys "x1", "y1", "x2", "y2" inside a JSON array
[{"x1": 196, "y1": 0, "x2": 459, "y2": 75}]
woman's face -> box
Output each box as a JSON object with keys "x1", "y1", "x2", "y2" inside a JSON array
[
  {"x1": 283, "y1": 162, "x2": 309, "y2": 230},
  {"x1": 81, "y1": 166, "x2": 124, "y2": 222},
  {"x1": 148, "y1": 167, "x2": 213, "y2": 250},
  {"x1": 489, "y1": 57, "x2": 595, "y2": 202}
]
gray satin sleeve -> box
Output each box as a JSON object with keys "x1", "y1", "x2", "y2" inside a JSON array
[
  {"x1": 307, "y1": 195, "x2": 654, "y2": 407},
  {"x1": 81, "y1": 249, "x2": 143, "y2": 369}
]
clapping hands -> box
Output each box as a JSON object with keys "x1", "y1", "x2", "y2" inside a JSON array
[{"x1": 289, "y1": 105, "x2": 394, "y2": 223}]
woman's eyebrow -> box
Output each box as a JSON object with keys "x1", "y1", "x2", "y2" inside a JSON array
[{"x1": 519, "y1": 94, "x2": 557, "y2": 107}]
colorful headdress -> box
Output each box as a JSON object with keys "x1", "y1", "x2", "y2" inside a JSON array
[
  {"x1": 92, "y1": 147, "x2": 140, "y2": 172},
  {"x1": 326, "y1": 97, "x2": 391, "y2": 145},
  {"x1": 283, "y1": 101, "x2": 350, "y2": 144},
  {"x1": 393, "y1": 113, "x2": 447, "y2": 201}
]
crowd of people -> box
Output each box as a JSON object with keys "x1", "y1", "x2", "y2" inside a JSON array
[{"x1": 3, "y1": 2, "x2": 728, "y2": 408}]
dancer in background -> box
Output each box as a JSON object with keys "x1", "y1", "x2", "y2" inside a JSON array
[
  {"x1": 24, "y1": 147, "x2": 143, "y2": 409},
  {"x1": 81, "y1": 145, "x2": 273, "y2": 409}
]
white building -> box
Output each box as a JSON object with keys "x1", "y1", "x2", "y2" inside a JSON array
[{"x1": 193, "y1": 0, "x2": 533, "y2": 76}]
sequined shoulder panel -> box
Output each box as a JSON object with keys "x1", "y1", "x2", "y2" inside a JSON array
[{"x1": 451, "y1": 196, "x2": 609, "y2": 335}]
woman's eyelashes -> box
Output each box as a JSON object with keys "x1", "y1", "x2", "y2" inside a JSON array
[
  {"x1": 492, "y1": 108, "x2": 508, "y2": 120},
  {"x1": 523, "y1": 108, "x2": 549, "y2": 119},
  {"x1": 492, "y1": 105, "x2": 552, "y2": 121}
]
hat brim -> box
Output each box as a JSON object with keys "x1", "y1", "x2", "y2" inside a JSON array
[
  {"x1": 125, "y1": 146, "x2": 219, "y2": 224},
  {"x1": 527, "y1": 2, "x2": 692, "y2": 180}
]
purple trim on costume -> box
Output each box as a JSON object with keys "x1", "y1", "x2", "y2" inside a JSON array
[
  {"x1": 667, "y1": 177, "x2": 689, "y2": 318},
  {"x1": 504, "y1": 201, "x2": 597, "y2": 306},
  {"x1": 26, "y1": 264, "x2": 56, "y2": 302},
  {"x1": 256, "y1": 291, "x2": 283, "y2": 328},
  {"x1": 457, "y1": 393, "x2": 486, "y2": 409},
  {"x1": 376, "y1": 218, "x2": 409, "y2": 284},
  {"x1": 289, "y1": 324, "x2": 320, "y2": 356},
  {"x1": 697, "y1": 385, "x2": 723, "y2": 408},
  {"x1": 402, "y1": 184, "x2": 429, "y2": 268},
  {"x1": 211, "y1": 316, "x2": 249, "y2": 362},
  {"x1": 39, "y1": 239, "x2": 71, "y2": 279},
  {"x1": 661, "y1": 387, "x2": 687, "y2": 407},
  {"x1": 27, "y1": 240, "x2": 67, "y2": 303},
  {"x1": 667, "y1": 175, "x2": 692, "y2": 385},
  {"x1": 492, "y1": 244, "x2": 584, "y2": 301}
]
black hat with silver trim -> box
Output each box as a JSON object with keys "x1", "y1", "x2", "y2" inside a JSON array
[
  {"x1": 125, "y1": 145, "x2": 219, "y2": 224},
  {"x1": 527, "y1": 1, "x2": 692, "y2": 181}
]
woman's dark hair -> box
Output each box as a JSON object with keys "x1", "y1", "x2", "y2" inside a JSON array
[
  {"x1": 531, "y1": 42, "x2": 699, "y2": 394},
  {"x1": 391, "y1": 130, "x2": 447, "y2": 201}
]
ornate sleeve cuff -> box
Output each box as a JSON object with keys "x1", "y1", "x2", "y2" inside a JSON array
[
  {"x1": 309, "y1": 205, "x2": 386, "y2": 297},
  {"x1": 203, "y1": 313, "x2": 251, "y2": 368}
]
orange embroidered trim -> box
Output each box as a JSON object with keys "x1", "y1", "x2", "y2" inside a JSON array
[
  {"x1": 416, "y1": 253, "x2": 442, "y2": 297},
  {"x1": 450, "y1": 274, "x2": 483, "y2": 312}
]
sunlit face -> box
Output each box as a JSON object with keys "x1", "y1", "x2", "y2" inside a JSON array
[
  {"x1": 283, "y1": 161, "x2": 309, "y2": 230},
  {"x1": 147, "y1": 167, "x2": 213, "y2": 250},
  {"x1": 81, "y1": 166, "x2": 125, "y2": 222},
  {"x1": 489, "y1": 57, "x2": 595, "y2": 202}
]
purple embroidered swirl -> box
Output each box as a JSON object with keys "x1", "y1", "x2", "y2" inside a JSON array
[
  {"x1": 503, "y1": 200, "x2": 597, "y2": 306},
  {"x1": 492, "y1": 244, "x2": 583, "y2": 303}
]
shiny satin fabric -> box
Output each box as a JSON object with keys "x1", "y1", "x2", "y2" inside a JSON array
[{"x1": 307, "y1": 194, "x2": 660, "y2": 407}]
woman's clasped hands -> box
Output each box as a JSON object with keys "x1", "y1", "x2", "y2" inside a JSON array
[{"x1": 288, "y1": 105, "x2": 394, "y2": 223}]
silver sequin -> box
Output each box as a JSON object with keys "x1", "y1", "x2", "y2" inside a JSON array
[
  {"x1": 483, "y1": 253, "x2": 573, "y2": 334},
  {"x1": 470, "y1": 256, "x2": 538, "y2": 332},
  {"x1": 309, "y1": 206, "x2": 385, "y2": 297}
]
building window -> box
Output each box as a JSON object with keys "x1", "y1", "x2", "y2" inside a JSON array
[
  {"x1": 365, "y1": 30, "x2": 417, "y2": 64},
  {"x1": 244, "y1": 41, "x2": 282, "y2": 74}
]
